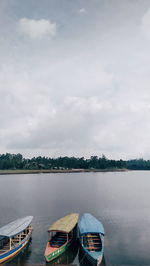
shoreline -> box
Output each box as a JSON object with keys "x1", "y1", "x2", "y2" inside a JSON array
[{"x1": 0, "y1": 168, "x2": 128, "y2": 175}]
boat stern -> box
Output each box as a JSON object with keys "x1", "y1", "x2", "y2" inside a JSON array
[
  {"x1": 97, "y1": 254, "x2": 103, "y2": 265},
  {"x1": 44, "y1": 241, "x2": 70, "y2": 263}
]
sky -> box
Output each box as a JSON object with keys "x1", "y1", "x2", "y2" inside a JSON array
[{"x1": 1, "y1": 0, "x2": 150, "y2": 159}]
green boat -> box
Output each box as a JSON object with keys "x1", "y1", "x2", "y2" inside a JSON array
[{"x1": 44, "y1": 213, "x2": 79, "y2": 263}]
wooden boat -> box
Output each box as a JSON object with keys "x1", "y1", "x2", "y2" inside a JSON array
[
  {"x1": 44, "y1": 213, "x2": 79, "y2": 263},
  {"x1": 0, "y1": 216, "x2": 33, "y2": 264},
  {"x1": 49, "y1": 240, "x2": 78, "y2": 265},
  {"x1": 78, "y1": 213, "x2": 105, "y2": 266}
]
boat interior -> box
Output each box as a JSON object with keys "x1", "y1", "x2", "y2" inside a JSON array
[
  {"x1": 0, "y1": 225, "x2": 32, "y2": 254},
  {"x1": 83, "y1": 233, "x2": 102, "y2": 252},
  {"x1": 49, "y1": 231, "x2": 72, "y2": 248},
  {"x1": 0, "y1": 237, "x2": 10, "y2": 254}
]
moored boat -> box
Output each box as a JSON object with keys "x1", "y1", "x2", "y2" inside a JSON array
[
  {"x1": 0, "y1": 216, "x2": 33, "y2": 264},
  {"x1": 78, "y1": 213, "x2": 105, "y2": 266},
  {"x1": 44, "y1": 213, "x2": 79, "y2": 263}
]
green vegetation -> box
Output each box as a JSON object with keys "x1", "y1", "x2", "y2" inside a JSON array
[{"x1": 0, "y1": 153, "x2": 149, "y2": 171}]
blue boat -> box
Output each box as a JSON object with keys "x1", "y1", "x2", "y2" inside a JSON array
[
  {"x1": 0, "y1": 216, "x2": 33, "y2": 264},
  {"x1": 78, "y1": 213, "x2": 105, "y2": 266}
]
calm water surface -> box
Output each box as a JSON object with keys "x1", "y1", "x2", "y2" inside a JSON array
[{"x1": 0, "y1": 171, "x2": 150, "y2": 265}]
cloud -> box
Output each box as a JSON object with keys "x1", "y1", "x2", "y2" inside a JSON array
[
  {"x1": 6, "y1": 95, "x2": 114, "y2": 155},
  {"x1": 18, "y1": 18, "x2": 57, "y2": 39},
  {"x1": 141, "y1": 9, "x2": 150, "y2": 38},
  {"x1": 1, "y1": 0, "x2": 150, "y2": 159},
  {"x1": 78, "y1": 8, "x2": 86, "y2": 14}
]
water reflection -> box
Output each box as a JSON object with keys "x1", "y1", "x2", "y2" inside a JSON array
[
  {"x1": 47, "y1": 241, "x2": 78, "y2": 265},
  {"x1": 105, "y1": 215, "x2": 150, "y2": 265}
]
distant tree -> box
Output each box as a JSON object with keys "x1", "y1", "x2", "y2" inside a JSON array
[{"x1": 0, "y1": 152, "x2": 149, "y2": 171}]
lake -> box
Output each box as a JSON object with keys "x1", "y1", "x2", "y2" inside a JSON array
[{"x1": 0, "y1": 171, "x2": 150, "y2": 265}]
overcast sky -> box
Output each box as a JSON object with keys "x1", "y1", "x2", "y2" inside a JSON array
[{"x1": 1, "y1": 0, "x2": 150, "y2": 159}]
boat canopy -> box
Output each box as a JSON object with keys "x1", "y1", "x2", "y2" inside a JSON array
[
  {"x1": 78, "y1": 213, "x2": 105, "y2": 236},
  {"x1": 0, "y1": 216, "x2": 33, "y2": 238},
  {"x1": 48, "y1": 213, "x2": 79, "y2": 233}
]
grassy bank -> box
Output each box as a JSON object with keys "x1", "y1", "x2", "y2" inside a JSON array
[{"x1": 0, "y1": 168, "x2": 127, "y2": 175}]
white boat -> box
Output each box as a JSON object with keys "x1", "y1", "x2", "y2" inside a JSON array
[{"x1": 0, "y1": 216, "x2": 33, "y2": 264}]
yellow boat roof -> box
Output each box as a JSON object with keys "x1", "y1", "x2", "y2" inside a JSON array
[{"x1": 48, "y1": 213, "x2": 79, "y2": 233}]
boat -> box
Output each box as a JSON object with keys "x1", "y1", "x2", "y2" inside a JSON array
[
  {"x1": 44, "y1": 213, "x2": 79, "y2": 263},
  {"x1": 0, "y1": 216, "x2": 33, "y2": 264},
  {"x1": 48, "y1": 240, "x2": 78, "y2": 265},
  {"x1": 78, "y1": 213, "x2": 105, "y2": 266}
]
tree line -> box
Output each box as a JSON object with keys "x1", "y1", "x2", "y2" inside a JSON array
[{"x1": 0, "y1": 153, "x2": 150, "y2": 170}]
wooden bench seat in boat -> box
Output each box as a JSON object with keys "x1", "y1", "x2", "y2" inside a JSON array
[
  {"x1": 85, "y1": 235, "x2": 98, "y2": 238},
  {"x1": 50, "y1": 242, "x2": 65, "y2": 247},
  {"x1": 50, "y1": 238, "x2": 66, "y2": 243},
  {"x1": 86, "y1": 247, "x2": 101, "y2": 250},
  {"x1": 50, "y1": 239, "x2": 66, "y2": 247},
  {"x1": 51, "y1": 239, "x2": 66, "y2": 243},
  {"x1": 90, "y1": 242, "x2": 100, "y2": 245},
  {"x1": 86, "y1": 243, "x2": 102, "y2": 248}
]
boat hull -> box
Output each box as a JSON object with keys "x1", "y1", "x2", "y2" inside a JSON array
[
  {"x1": 45, "y1": 239, "x2": 72, "y2": 262},
  {"x1": 78, "y1": 213, "x2": 105, "y2": 266},
  {"x1": 45, "y1": 213, "x2": 79, "y2": 263},
  {"x1": 0, "y1": 232, "x2": 32, "y2": 264},
  {"x1": 80, "y1": 243, "x2": 103, "y2": 265}
]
